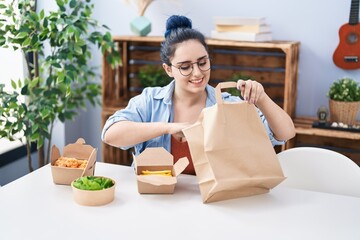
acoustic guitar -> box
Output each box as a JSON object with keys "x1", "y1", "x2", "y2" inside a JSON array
[{"x1": 333, "y1": 0, "x2": 360, "y2": 69}]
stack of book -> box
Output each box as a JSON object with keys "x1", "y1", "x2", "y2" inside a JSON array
[{"x1": 211, "y1": 16, "x2": 272, "y2": 42}]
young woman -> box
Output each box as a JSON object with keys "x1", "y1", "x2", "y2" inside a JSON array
[{"x1": 101, "y1": 15, "x2": 295, "y2": 175}]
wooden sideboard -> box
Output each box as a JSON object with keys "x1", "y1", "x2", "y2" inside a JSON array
[
  {"x1": 102, "y1": 36, "x2": 300, "y2": 166},
  {"x1": 286, "y1": 117, "x2": 360, "y2": 165}
]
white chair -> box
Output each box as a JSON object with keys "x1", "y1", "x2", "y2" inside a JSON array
[{"x1": 277, "y1": 147, "x2": 360, "y2": 198}]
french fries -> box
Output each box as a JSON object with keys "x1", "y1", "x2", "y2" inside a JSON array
[{"x1": 141, "y1": 170, "x2": 172, "y2": 176}]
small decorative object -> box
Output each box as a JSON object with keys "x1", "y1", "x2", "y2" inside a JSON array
[
  {"x1": 313, "y1": 121, "x2": 360, "y2": 133},
  {"x1": 130, "y1": 16, "x2": 152, "y2": 36},
  {"x1": 317, "y1": 105, "x2": 329, "y2": 124},
  {"x1": 327, "y1": 77, "x2": 360, "y2": 125},
  {"x1": 125, "y1": 0, "x2": 155, "y2": 36},
  {"x1": 313, "y1": 120, "x2": 360, "y2": 133}
]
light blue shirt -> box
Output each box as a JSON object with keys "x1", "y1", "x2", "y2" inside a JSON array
[{"x1": 101, "y1": 80, "x2": 285, "y2": 156}]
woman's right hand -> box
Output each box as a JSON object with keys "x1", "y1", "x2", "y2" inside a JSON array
[{"x1": 166, "y1": 122, "x2": 192, "y2": 142}]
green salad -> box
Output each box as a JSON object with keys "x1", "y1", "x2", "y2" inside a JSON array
[{"x1": 73, "y1": 176, "x2": 114, "y2": 190}]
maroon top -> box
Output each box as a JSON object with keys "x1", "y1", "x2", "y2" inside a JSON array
[{"x1": 171, "y1": 136, "x2": 195, "y2": 175}]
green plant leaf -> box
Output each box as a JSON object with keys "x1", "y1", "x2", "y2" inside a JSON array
[
  {"x1": 57, "y1": 72, "x2": 65, "y2": 83},
  {"x1": 70, "y1": 0, "x2": 77, "y2": 8},
  {"x1": 0, "y1": 36, "x2": 5, "y2": 46},
  {"x1": 29, "y1": 78, "x2": 39, "y2": 89},
  {"x1": 20, "y1": 84, "x2": 29, "y2": 95},
  {"x1": 39, "y1": 9, "x2": 44, "y2": 19},
  {"x1": 56, "y1": 0, "x2": 64, "y2": 7},
  {"x1": 66, "y1": 85, "x2": 71, "y2": 97},
  {"x1": 32, "y1": 124, "x2": 39, "y2": 133},
  {"x1": 52, "y1": 62, "x2": 62, "y2": 69},
  {"x1": 328, "y1": 77, "x2": 360, "y2": 102},
  {"x1": 11, "y1": 80, "x2": 16, "y2": 89},
  {"x1": 40, "y1": 108, "x2": 51, "y2": 119},
  {"x1": 74, "y1": 45, "x2": 83, "y2": 55},
  {"x1": 15, "y1": 32, "x2": 28, "y2": 39},
  {"x1": 43, "y1": 18, "x2": 48, "y2": 28},
  {"x1": 37, "y1": 138, "x2": 44, "y2": 148},
  {"x1": 31, "y1": 132, "x2": 39, "y2": 141},
  {"x1": 22, "y1": 37, "x2": 31, "y2": 48}
]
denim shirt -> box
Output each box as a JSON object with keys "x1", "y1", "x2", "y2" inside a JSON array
[{"x1": 101, "y1": 80, "x2": 285, "y2": 156}]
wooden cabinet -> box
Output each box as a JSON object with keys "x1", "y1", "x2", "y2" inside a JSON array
[
  {"x1": 286, "y1": 117, "x2": 360, "y2": 165},
  {"x1": 102, "y1": 36, "x2": 300, "y2": 165}
]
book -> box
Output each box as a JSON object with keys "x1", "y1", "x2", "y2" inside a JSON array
[
  {"x1": 213, "y1": 16, "x2": 266, "y2": 26},
  {"x1": 215, "y1": 24, "x2": 271, "y2": 33},
  {"x1": 210, "y1": 30, "x2": 272, "y2": 42}
]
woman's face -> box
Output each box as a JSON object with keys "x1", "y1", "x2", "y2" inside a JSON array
[{"x1": 163, "y1": 39, "x2": 210, "y2": 94}]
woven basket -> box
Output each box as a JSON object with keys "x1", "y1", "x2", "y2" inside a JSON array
[{"x1": 329, "y1": 99, "x2": 360, "y2": 125}]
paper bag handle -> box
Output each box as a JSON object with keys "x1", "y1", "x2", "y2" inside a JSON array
[
  {"x1": 215, "y1": 82, "x2": 238, "y2": 104},
  {"x1": 214, "y1": 82, "x2": 238, "y2": 124}
]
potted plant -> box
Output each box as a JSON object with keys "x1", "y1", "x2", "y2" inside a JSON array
[
  {"x1": 327, "y1": 77, "x2": 360, "y2": 125},
  {"x1": 0, "y1": 0, "x2": 120, "y2": 171}
]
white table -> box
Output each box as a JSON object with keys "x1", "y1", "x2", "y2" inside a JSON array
[{"x1": 1, "y1": 162, "x2": 359, "y2": 240}]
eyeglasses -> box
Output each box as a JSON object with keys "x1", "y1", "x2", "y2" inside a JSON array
[{"x1": 170, "y1": 57, "x2": 211, "y2": 76}]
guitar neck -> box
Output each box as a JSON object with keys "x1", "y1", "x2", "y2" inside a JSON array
[{"x1": 349, "y1": 0, "x2": 360, "y2": 25}]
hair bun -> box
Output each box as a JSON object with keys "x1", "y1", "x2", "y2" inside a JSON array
[{"x1": 164, "y1": 15, "x2": 192, "y2": 37}]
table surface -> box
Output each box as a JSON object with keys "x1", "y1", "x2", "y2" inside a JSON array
[{"x1": 1, "y1": 162, "x2": 360, "y2": 240}]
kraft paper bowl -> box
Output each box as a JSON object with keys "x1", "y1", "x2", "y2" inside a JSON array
[{"x1": 71, "y1": 176, "x2": 116, "y2": 206}]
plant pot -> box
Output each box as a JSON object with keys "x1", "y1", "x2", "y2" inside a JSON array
[{"x1": 329, "y1": 99, "x2": 360, "y2": 125}]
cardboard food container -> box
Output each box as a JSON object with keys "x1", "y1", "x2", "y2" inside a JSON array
[
  {"x1": 134, "y1": 147, "x2": 189, "y2": 194},
  {"x1": 51, "y1": 138, "x2": 97, "y2": 185},
  {"x1": 71, "y1": 176, "x2": 116, "y2": 206}
]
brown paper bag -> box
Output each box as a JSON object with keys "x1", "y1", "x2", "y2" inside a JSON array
[{"x1": 183, "y1": 82, "x2": 285, "y2": 203}]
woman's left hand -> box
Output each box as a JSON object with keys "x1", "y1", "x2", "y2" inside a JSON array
[
  {"x1": 236, "y1": 79, "x2": 295, "y2": 141},
  {"x1": 236, "y1": 79, "x2": 265, "y2": 104}
]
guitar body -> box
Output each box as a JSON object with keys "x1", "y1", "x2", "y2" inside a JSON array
[
  {"x1": 333, "y1": 0, "x2": 360, "y2": 70},
  {"x1": 333, "y1": 23, "x2": 360, "y2": 69}
]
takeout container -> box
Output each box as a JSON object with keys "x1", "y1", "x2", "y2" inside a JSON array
[
  {"x1": 51, "y1": 138, "x2": 97, "y2": 185},
  {"x1": 134, "y1": 147, "x2": 189, "y2": 194},
  {"x1": 71, "y1": 176, "x2": 116, "y2": 206}
]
